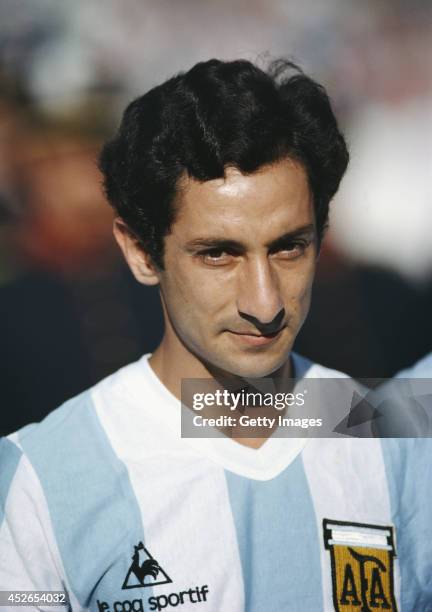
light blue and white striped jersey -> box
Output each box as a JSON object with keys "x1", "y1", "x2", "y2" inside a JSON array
[
  {"x1": 395, "y1": 351, "x2": 432, "y2": 378},
  {"x1": 1, "y1": 353, "x2": 431, "y2": 611}
]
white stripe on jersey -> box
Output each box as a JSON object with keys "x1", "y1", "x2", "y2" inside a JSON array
[
  {"x1": 0, "y1": 448, "x2": 82, "y2": 611},
  {"x1": 93, "y1": 373, "x2": 245, "y2": 611},
  {"x1": 302, "y1": 438, "x2": 400, "y2": 610}
]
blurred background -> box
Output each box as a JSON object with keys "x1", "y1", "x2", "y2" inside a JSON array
[{"x1": 1, "y1": 0, "x2": 431, "y2": 435}]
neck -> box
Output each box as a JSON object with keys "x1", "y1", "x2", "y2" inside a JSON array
[{"x1": 148, "y1": 333, "x2": 293, "y2": 450}]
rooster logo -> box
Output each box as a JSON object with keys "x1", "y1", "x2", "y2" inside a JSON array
[{"x1": 122, "y1": 542, "x2": 172, "y2": 590}]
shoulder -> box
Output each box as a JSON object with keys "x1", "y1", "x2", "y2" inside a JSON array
[
  {"x1": 2, "y1": 357, "x2": 148, "y2": 483},
  {"x1": 395, "y1": 352, "x2": 432, "y2": 378},
  {"x1": 8, "y1": 388, "x2": 96, "y2": 456},
  {"x1": 1, "y1": 389, "x2": 98, "y2": 502},
  {"x1": 6, "y1": 355, "x2": 148, "y2": 451}
]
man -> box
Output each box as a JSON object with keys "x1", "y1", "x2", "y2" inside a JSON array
[{"x1": 1, "y1": 59, "x2": 431, "y2": 611}]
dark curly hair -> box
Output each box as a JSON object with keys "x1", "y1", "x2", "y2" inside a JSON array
[{"x1": 99, "y1": 58, "x2": 349, "y2": 269}]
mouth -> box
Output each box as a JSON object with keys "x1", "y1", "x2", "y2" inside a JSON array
[{"x1": 227, "y1": 327, "x2": 285, "y2": 346}]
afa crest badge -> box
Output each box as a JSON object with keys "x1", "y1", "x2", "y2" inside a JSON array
[{"x1": 323, "y1": 519, "x2": 397, "y2": 611}]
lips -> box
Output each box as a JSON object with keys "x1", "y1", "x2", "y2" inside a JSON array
[
  {"x1": 227, "y1": 327, "x2": 285, "y2": 346},
  {"x1": 230, "y1": 327, "x2": 285, "y2": 338}
]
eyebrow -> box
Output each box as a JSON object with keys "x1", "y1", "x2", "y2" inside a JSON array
[{"x1": 184, "y1": 224, "x2": 316, "y2": 252}]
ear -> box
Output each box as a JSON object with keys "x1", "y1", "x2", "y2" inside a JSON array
[{"x1": 113, "y1": 218, "x2": 160, "y2": 286}]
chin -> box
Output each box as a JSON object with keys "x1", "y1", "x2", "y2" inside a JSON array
[{"x1": 214, "y1": 352, "x2": 288, "y2": 379}]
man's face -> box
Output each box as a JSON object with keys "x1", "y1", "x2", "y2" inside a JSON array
[{"x1": 157, "y1": 158, "x2": 318, "y2": 378}]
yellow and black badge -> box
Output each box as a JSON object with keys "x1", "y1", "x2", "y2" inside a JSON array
[{"x1": 323, "y1": 519, "x2": 397, "y2": 611}]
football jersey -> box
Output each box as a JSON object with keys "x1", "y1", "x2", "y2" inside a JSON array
[
  {"x1": 395, "y1": 351, "x2": 432, "y2": 378},
  {"x1": 1, "y1": 353, "x2": 431, "y2": 611}
]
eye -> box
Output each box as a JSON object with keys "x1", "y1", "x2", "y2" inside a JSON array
[
  {"x1": 198, "y1": 248, "x2": 233, "y2": 266},
  {"x1": 271, "y1": 240, "x2": 308, "y2": 259}
]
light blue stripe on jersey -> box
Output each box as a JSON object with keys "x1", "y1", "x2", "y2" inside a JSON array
[
  {"x1": 19, "y1": 391, "x2": 149, "y2": 607},
  {"x1": 0, "y1": 438, "x2": 22, "y2": 527},
  {"x1": 225, "y1": 455, "x2": 322, "y2": 612},
  {"x1": 381, "y1": 438, "x2": 432, "y2": 610}
]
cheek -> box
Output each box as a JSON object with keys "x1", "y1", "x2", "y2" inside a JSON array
[
  {"x1": 163, "y1": 262, "x2": 227, "y2": 322},
  {"x1": 281, "y1": 262, "x2": 315, "y2": 312}
]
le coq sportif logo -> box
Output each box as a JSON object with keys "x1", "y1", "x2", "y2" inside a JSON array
[{"x1": 122, "y1": 542, "x2": 172, "y2": 590}]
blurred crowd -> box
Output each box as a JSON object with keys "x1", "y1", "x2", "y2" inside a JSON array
[{"x1": 1, "y1": 0, "x2": 431, "y2": 434}]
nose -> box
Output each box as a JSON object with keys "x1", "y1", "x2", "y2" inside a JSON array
[{"x1": 236, "y1": 257, "x2": 285, "y2": 332}]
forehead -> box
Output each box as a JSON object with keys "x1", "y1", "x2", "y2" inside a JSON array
[{"x1": 172, "y1": 159, "x2": 314, "y2": 242}]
